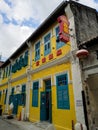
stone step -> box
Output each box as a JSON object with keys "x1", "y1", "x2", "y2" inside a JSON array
[{"x1": 33, "y1": 121, "x2": 56, "y2": 130}]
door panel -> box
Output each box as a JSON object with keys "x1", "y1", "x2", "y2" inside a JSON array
[
  {"x1": 40, "y1": 92, "x2": 46, "y2": 121},
  {"x1": 40, "y1": 79, "x2": 52, "y2": 122},
  {"x1": 12, "y1": 95, "x2": 18, "y2": 114}
]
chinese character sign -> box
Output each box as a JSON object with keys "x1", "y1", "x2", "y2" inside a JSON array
[{"x1": 57, "y1": 15, "x2": 70, "y2": 43}]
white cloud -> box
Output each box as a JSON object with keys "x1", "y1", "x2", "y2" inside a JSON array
[
  {"x1": 0, "y1": 0, "x2": 98, "y2": 61},
  {"x1": 0, "y1": 22, "x2": 34, "y2": 59},
  {"x1": 0, "y1": 15, "x2": 3, "y2": 24},
  {"x1": 79, "y1": 0, "x2": 98, "y2": 9}
]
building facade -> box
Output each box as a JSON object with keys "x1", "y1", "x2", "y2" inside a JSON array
[{"x1": 0, "y1": 1, "x2": 98, "y2": 130}]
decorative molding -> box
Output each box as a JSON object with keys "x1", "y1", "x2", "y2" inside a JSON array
[
  {"x1": 11, "y1": 73, "x2": 27, "y2": 83},
  {"x1": 83, "y1": 63, "x2": 98, "y2": 70},
  {"x1": 31, "y1": 51, "x2": 71, "y2": 75},
  {"x1": 0, "y1": 51, "x2": 71, "y2": 87},
  {"x1": 0, "y1": 82, "x2": 8, "y2": 86}
]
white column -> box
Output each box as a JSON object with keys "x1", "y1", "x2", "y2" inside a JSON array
[
  {"x1": 25, "y1": 42, "x2": 32, "y2": 120},
  {"x1": 65, "y1": 4, "x2": 85, "y2": 124},
  {"x1": 5, "y1": 59, "x2": 13, "y2": 113},
  {"x1": 5, "y1": 79, "x2": 11, "y2": 113},
  {"x1": 25, "y1": 74, "x2": 31, "y2": 120}
]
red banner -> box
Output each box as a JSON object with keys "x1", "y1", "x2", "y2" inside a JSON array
[{"x1": 57, "y1": 15, "x2": 70, "y2": 43}]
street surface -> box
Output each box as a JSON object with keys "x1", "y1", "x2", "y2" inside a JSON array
[{"x1": 0, "y1": 118, "x2": 23, "y2": 130}]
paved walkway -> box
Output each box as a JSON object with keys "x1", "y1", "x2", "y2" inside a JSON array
[{"x1": 1, "y1": 116, "x2": 56, "y2": 130}]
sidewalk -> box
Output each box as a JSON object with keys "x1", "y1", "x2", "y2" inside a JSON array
[{"x1": 2, "y1": 117, "x2": 56, "y2": 130}]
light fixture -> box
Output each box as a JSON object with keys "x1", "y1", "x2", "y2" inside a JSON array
[{"x1": 76, "y1": 49, "x2": 89, "y2": 59}]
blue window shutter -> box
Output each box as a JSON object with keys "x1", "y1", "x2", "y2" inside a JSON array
[
  {"x1": 44, "y1": 33, "x2": 51, "y2": 56},
  {"x1": 33, "y1": 90, "x2": 38, "y2": 106},
  {"x1": 57, "y1": 87, "x2": 63, "y2": 108},
  {"x1": 8, "y1": 65, "x2": 11, "y2": 76},
  {"x1": 35, "y1": 42, "x2": 40, "y2": 61},
  {"x1": 55, "y1": 26, "x2": 65, "y2": 49},
  {"x1": 4, "y1": 89, "x2": 8, "y2": 104},
  {"x1": 22, "y1": 84, "x2": 26, "y2": 93},
  {"x1": 12, "y1": 65, "x2": 14, "y2": 73},
  {"x1": 17, "y1": 58, "x2": 21, "y2": 70},
  {"x1": 56, "y1": 74, "x2": 70, "y2": 109},
  {"x1": 11, "y1": 88, "x2": 14, "y2": 95},
  {"x1": 32, "y1": 81, "x2": 39, "y2": 107},
  {"x1": 19, "y1": 55, "x2": 24, "y2": 68},
  {"x1": 23, "y1": 51, "x2": 28, "y2": 67}
]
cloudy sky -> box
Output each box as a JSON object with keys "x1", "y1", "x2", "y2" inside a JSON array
[{"x1": 0, "y1": 0, "x2": 98, "y2": 61}]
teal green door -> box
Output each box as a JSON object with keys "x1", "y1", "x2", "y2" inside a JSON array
[
  {"x1": 13, "y1": 95, "x2": 18, "y2": 114},
  {"x1": 40, "y1": 92, "x2": 47, "y2": 121},
  {"x1": 40, "y1": 80, "x2": 52, "y2": 122}
]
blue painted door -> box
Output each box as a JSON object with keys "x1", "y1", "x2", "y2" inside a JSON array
[
  {"x1": 40, "y1": 79, "x2": 52, "y2": 122},
  {"x1": 12, "y1": 95, "x2": 18, "y2": 114},
  {"x1": 40, "y1": 92, "x2": 47, "y2": 121}
]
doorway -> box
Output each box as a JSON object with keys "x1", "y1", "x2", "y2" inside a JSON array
[
  {"x1": 40, "y1": 79, "x2": 52, "y2": 123},
  {"x1": 86, "y1": 74, "x2": 98, "y2": 129},
  {"x1": 12, "y1": 95, "x2": 18, "y2": 114}
]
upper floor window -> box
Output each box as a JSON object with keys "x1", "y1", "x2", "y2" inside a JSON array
[
  {"x1": 3, "y1": 68, "x2": 6, "y2": 79},
  {"x1": 35, "y1": 41, "x2": 40, "y2": 61},
  {"x1": 8, "y1": 64, "x2": 12, "y2": 76},
  {"x1": 11, "y1": 50, "x2": 28, "y2": 73},
  {"x1": 44, "y1": 33, "x2": 51, "y2": 56},
  {"x1": 55, "y1": 26, "x2": 65, "y2": 49},
  {"x1": 23, "y1": 50, "x2": 28, "y2": 67}
]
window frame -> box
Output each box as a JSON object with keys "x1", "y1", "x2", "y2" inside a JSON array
[
  {"x1": 56, "y1": 73, "x2": 70, "y2": 109},
  {"x1": 35, "y1": 41, "x2": 40, "y2": 61},
  {"x1": 44, "y1": 32, "x2": 51, "y2": 56},
  {"x1": 55, "y1": 25, "x2": 65, "y2": 49}
]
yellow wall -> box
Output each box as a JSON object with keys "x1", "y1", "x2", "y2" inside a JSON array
[
  {"x1": 0, "y1": 85, "x2": 8, "y2": 113},
  {"x1": 0, "y1": 20, "x2": 76, "y2": 130},
  {"x1": 29, "y1": 62, "x2": 76, "y2": 130},
  {"x1": 29, "y1": 22, "x2": 76, "y2": 130},
  {"x1": 11, "y1": 67, "x2": 27, "y2": 79},
  {"x1": 32, "y1": 23, "x2": 70, "y2": 70}
]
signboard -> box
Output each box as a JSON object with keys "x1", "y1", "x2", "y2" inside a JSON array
[
  {"x1": 57, "y1": 15, "x2": 70, "y2": 43},
  {"x1": 76, "y1": 100, "x2": 83, "y2": 107}
]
